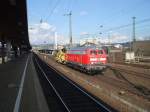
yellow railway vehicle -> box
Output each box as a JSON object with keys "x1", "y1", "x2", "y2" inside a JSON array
[{"x1": 54, "y1": 49, "x2": 66, "y2": 64}]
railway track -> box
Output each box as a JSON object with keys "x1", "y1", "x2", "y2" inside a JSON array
[
  {"x1": 33, "y1": 54, "x2": 116, "y2": 112},
  {"x1": 97, "y1": 74, "x2": 150, "y2": 100},
  {"x1": 111, "y1": 63, "x2": 150, "y2": 69},
  {"x1": 97, "y1": 68, "x2": 150, "y2": 100},
  {"x1": 108, "y1": 65, "x2": 150, "y2": 79}
]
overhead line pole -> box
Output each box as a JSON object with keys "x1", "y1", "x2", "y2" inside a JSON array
[
  {"x1": 64, "y1": 11, "x2": 72, "y2": 48},
  {"x1": 69, "y1": 12, "x2": 72, "y2": 47},
  {"x1": 132, "y1": 16, "x2": 136, "y2": 42}
]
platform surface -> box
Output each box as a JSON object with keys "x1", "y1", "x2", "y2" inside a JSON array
[{"x1": 0, "y1": 53, "x2": 49, "y2": 112}]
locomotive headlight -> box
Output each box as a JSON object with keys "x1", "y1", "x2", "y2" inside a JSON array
[
  {"x1": 99, "y1": 58, "x2": 106, "y2": 61},
  {"x1": 90, "y1": 58, "x2": 97, "y2": 61}
]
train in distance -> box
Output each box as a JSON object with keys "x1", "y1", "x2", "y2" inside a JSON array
[{"x1": 51, "y1": 45, "x2": 108, "y2": 75}]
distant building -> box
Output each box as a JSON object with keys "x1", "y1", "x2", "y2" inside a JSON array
[
  {"x1": 57, "y1": 45, "x2": 64, "y2": 50},
  {"x1": 80, "y1": 38, "x2": 98, "y2": 45},
  {"x1": 133, "y1": 40, "x2": 150, "y2": 56},
  {"x1": 114, "y1": 44, "x2": 123, "y2": 49}
]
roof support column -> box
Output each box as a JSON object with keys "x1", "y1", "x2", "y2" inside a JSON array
[
  {"x1": 6, "y1": 40, "x2": 11, "y2": 61},
  {"x1": 12, "y1": 45, "x2": 18, "y2": 58},
  {"x1": 1, "y1": 38, "x2": 5, "y2": 64}
]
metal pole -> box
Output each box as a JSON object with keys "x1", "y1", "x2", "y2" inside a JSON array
[
  {"x1": 1, "y1": 41, "x2": 5, "y2": 63},
  {"x1": 133, "y1": 17, "x2": 136, "y2": 42},
  {"x1": 6, "y1": 41, "x2": 11, "y2": 61},
  {"x1": 1, "y1": 36, "x2": 5, "y2": 63},
  {"x1": 130, "y1": 17, "x2": 136, "y2": 51},
  {"x1": 69, "y1": 12, "x2": 72, "y2": 47},
  {"x1": 64, "y1": 11, "x2": 73, "y2": 48},
  {"x1": 54, "y1": 32, "x2": 58, "y2": 50}
]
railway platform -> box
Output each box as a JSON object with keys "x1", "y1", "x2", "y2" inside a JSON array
[{"x1": 0, "y1": 53, "x2": 49, "y2": 112}]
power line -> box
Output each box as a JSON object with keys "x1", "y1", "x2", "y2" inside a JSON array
[
  {"x1": 65, "y1": 0, "x2": 71, "y2": 12},
  {"x1": 68, "y1": 0, "x2": 75, "y2": 12},
  {"x1": 136, "y1": 25, "x2": 150, "y2": 30},
  {"x1": 101, "y1": 0, "x2": 147, "y2": 27},
  {"x1": 45, "y1": 0, "x2": 61, "y2": 21},
  {"x1": 43, "y1": 0, "x2": 54, "y2": 19},
  {"x1": 62, "y1": 0, "x2": 74, "y2": 13},
  {"x1": 102, "y1": 18, "x2": 150, "y2": 33},
  {"x1": 44, "y1": 0, "x2": 74, "y2": 22}
]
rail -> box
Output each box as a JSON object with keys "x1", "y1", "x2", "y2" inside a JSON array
[{"x1": 33, "y1": 54, "x2": 115, "y2": 112}]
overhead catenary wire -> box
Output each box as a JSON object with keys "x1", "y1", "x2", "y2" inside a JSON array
[
  {"x1": 42, "y1": 0, "x2": 54, "y2": 20},
  {"x1": 101, "y1": 0, "x2": 148, "y2": 27},
  {"x1": 70, "y1": 18, "x2": 150, "y2": 38},
  {"x1": 38, "y1": 0, "x2": 150, "y2": 43},
  {"x1": 38, "y1": 0, "x2": 76, "y2": 45},
  {"x1": 61, "y1": 0, "x2": 75, "y2": 14},
  {"x1": 68, "y1": 0, "x2": 75, "y2": 12},
  {"x1": 102, "y1": 18, "x2": 150, "y2": 33},
  {"x1": 45, "y1": 0, "x2": 61, "y2": 21},
  {"x1": 43, "y1": 0, "x2": 75, "y2": 22},
  {"x1": 65, "y1": 0, "x2": 71, "y2": 12}
]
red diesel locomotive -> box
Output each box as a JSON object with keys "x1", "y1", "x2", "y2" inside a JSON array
[{"x1": 66, "y1": 46, "x2": 107, "y2": 74}]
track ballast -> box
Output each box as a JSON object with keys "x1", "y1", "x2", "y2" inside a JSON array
[{"x1": 33, "y1": 54, "x2": 116, "y2": 112}]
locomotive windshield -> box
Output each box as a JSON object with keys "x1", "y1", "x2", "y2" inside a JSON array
[
  {"x1": 90, "y1": 50, "x2": 97, "y2": 55},
  {"x1": 98, "y1": 50, "x2": 103, "y2": 54}
]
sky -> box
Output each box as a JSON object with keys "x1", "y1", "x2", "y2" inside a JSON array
[{"x1": 27, "y1": 0, "x2": 150, "y2": 45}]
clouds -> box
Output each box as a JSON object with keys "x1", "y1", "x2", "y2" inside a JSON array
[
  {"x1": 40, "y1": 22, "x2": 54, "y2": 30},
  {"x1": 79, "y1": 11, "x2": 88, "y2": 16},
  {"x1": 80, "y1": 31, "x2": 89, "y2": 35},
  {"x1": 29, "y1": 22, "x2": 55, "y2": 45},
  {"x1": 100, "y1": 33, "x2": 129, "y2": 43},
  {"x1": 29, "y1": 22, "x2": 69, "y2": 45},
  {"x1": 110, "y1": 33, "x2": 128, "y2": 43},
  {"x1": 28, "y1": 22, "x2": 130, "y2": 45}
]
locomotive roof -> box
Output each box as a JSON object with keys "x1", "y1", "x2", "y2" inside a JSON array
[{"x1": 68, "y1": 45, "x2": 103, "y2": 51}]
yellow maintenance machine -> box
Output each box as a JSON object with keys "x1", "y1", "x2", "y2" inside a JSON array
[{"x1": 54, "y1": 48, "x2": 67, "y2": 64}]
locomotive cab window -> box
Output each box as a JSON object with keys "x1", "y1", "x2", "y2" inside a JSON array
[
  {"x1": 98, "y1": 50, "x2": 103, "y2": 54},
  {"x1": 90, "y1": 50, "x2": 97, "y2": 55}
]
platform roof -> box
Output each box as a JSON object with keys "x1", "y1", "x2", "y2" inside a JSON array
[{"x1": 0, "y1": 0, "x2": 31, "y2": 49}]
